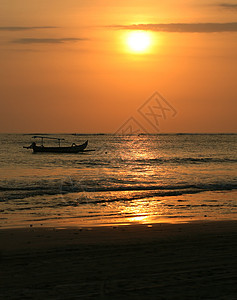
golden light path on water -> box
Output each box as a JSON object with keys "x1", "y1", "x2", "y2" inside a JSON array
[{"x1": 106, "y1": 138, "x2": 168, "y2": 225}]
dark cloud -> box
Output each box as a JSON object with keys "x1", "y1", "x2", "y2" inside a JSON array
[
  {"x1": 0, "y1": 26, "x2": 58, "y2": 31},
  {"x1": 219, "y1": 3, "x2": 237, "y2": 10},
  {"x1": 109, "y1": 22, "x2": 237, "y2": 33},
  {"x1": 11, "y1": 38, "x2": 87, "y2": 44}
]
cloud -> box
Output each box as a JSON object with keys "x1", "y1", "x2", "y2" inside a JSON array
[
  {"x1": 11, "y1": 38, "x2": 87, "y2": 44},
  {"x1": 0, "y1": 26, "x2": 58, "y2": 31},
  {"x1": 219, "y1": 3, "x2": 237, "y2": 10},
  {"x1": 108, "y1": 22, "x2": 237, "y2": 33}
]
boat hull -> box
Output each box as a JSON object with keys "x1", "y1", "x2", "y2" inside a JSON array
[{"x1": 32, "y1": 141, "x2": 88, "y2": 153}]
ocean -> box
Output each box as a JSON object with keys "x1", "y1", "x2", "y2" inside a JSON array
[{"x1": 0, "y1": 133, "x2": 236, "y2": 228}]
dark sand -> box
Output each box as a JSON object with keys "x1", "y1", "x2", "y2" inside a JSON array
[{"x1": 1, "y1": 221, "x2": 237, "y2": 299}]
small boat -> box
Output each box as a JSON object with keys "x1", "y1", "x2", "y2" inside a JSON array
[{"x1": 24, "y1": 136, "x2": 88, "y2": 153}]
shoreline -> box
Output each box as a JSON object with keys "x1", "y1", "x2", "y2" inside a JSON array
[
  {"x1": 2, "y1": 188, "x2": 236, "y2": 230},
  {"x1": 1, "y1": 220, "x2": 237, "y2": 299},
  {"x1": 1, "y1": 219, "x2": 237, "y2": 252},
  {"x1": 1, "y1": 207, "x2": 236, "y2": 231}
]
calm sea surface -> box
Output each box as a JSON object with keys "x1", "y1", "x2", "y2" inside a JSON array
[{"x1": 0, "y1": 134, "x2": 236, "y2": 228}]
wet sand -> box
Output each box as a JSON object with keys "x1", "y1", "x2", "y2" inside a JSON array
[{"x1": 1, "y1": 221, "x2": 237, "y2": 299}]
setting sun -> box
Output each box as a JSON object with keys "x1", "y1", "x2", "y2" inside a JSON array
[{"x1": 127, "y1": 31, "x2": 151, "y2": 53}]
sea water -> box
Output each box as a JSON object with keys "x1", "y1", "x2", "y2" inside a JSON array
[{"x1": 0, "y1": 134, "x2": 236, "y2": 228}]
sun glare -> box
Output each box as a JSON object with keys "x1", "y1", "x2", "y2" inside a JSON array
[{"x1": 127, "y1": 31, "x2": 151, "y2": 53}]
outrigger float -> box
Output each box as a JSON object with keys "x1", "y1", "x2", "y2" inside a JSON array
[{"x1": 24, "y1": 136, "x2": 89, "y2": 153}]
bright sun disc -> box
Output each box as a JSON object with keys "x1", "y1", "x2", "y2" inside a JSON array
[{"x1": 127, "y1": 31, "x2": 151, "y2": 53}]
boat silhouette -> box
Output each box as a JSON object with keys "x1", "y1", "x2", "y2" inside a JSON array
[{"x1": 24, "y1": 136, "x2": 88, "y2": 153}]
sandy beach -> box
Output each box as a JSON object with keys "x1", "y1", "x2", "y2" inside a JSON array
[{"x1": 1, "y1": 221, "x2": 236, "y2": 299}]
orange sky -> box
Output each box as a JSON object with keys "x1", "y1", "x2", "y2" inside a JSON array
[{"x1": 0, "y1": 0, "x2": 237, "y2": 133}]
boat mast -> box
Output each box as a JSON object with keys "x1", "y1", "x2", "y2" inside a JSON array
[{"x1": 32, "y1": 136, "x2": 65, "y2": 147}]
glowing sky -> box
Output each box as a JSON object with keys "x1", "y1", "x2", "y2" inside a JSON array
[{"x1": 0, "y1": 0, "x2": 237, "y2": 133}]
